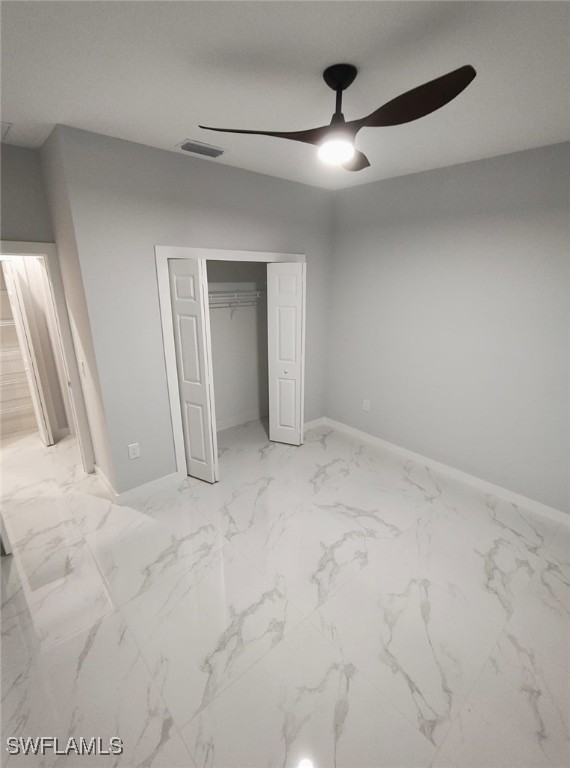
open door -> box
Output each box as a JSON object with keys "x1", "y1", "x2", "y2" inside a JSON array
[
  {"x1": 267, "y1": 262, "x2": 306, "y2": 445},
  {"x1": 2, "y1": 261, "x2": 53, "y2": 445},
  {"x1": 168, "y1": 259, "x2": 218, "y2": 483}
]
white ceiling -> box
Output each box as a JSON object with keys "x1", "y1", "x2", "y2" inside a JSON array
[{"x1": 1, "y1": 1, "x2": 568, "y2": 190}]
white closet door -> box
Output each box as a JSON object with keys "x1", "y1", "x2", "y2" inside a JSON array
[
  {"x1": 169, "y1": 259, "x2": 218, "y2": 483},
  {"x1": 267, "y1": 262, "x2": 306, "y2": 445}
]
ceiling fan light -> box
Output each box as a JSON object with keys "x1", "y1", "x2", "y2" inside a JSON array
[{"x1": 318, "y1": 137, "x2": 355, "y2": 165}]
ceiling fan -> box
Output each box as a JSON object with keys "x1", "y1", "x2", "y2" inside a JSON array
[{"x1": 200, "y1": 64, "x2": 476, "y2": 171}]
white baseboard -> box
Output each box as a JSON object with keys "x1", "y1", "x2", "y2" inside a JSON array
[
  {"x1": 97, "y1": 417, "x2": 568, "y2": 527},
  {"x1": 94, "y1": 466, "x2": 187, "y2": 506},
  {"x1": 304, "y1": 416, "x2": 327, "y2": 431},
  {"x1": 94, "y1": 465, "x2": 118, "y2": 502},
  {"x1": 116, "y1": 471, "x2": 187, "y2": 506},
  {"x1": 109, "y1": 417, "x2": 325, "y2": 506},
  {"x1": 323, "y1": 418, "x2": 569, "y2": 529}
]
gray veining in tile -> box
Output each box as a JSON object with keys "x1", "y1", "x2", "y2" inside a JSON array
[{"x1": 1, "y1": 423, "x2": 568, "y2": 767}]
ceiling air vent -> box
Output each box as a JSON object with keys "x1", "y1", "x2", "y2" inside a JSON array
[{"x1": 178, "y1": 139, "x2": 224, "y2": 158}]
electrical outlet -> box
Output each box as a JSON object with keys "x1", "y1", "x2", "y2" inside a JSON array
[
  {"x1": 362, "y1": 399, "x2": 371, "y2": 412},
  {"x1": 128, "y1": 442, "x2": 140, "y2": 460}
]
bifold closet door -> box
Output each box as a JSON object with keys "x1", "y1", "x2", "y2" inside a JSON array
[
  {"x1": 267, "y1": 262, "x2": 306, "y2": 445},
  {"x1": 169, "y1": 259, "x2": 218, "y2": 483}
]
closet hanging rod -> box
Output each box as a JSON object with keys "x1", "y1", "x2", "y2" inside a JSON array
[
  {"x1": 208, "y1": 289, "x2": 265, "y2": 299},
  {"x1": 208, "y1": 288, "x2": 266, "y2": 309}
]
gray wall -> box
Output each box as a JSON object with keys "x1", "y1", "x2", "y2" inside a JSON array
[
  {"x1": 43, "y1": 126, "x2": 332, "y2": 494},
  {"x1": 207, "y1": 261, "x2": 268, "y2": 431},
  {"x1": 1, "y1": 145, "x2": 54, "y2": 242},
  {"x1": 328, "y1": 143, "x2": 570, "y2": 512}
]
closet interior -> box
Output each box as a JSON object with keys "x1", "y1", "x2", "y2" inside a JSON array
[{"x1": 206, "y1": 260, "x2": 269, "y2": 433}]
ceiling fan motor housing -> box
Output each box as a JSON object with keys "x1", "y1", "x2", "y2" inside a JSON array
[{"x1": 323, "y1": 63, "x2": 358, "y2": 92}]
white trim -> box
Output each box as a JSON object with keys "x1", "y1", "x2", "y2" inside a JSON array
[
  {"x1": 304, "y1": 416, "x2": 327, "y2": 431},
  {"x1": 95, "y1": 465, "x2": 186, "y2": 506},
  {"x1": 116, "y1": 471, "x2": 187, "y2": 506},
  {"x1": 323, "y1": 418, "x2": 569, "y2": 528},
  {"x1": 300, "y1": 262, "x2": 307, "y2": 444},
  {"x1": 0, "y1": 241, "x2": 58, "y2": 257},
  {"x1": 94, "y1": 465, "x2": 118, "y2": 502},
  {"x1": 155, "y1": 245, "x2": 307, "y2": 479},
  {"x1": 155, "y1": 245, "x2": 305, "y2": 263}
]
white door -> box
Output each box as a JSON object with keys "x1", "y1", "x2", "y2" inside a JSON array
[
  {"x1": 3, "y1": 261, "x2": 53, "y2": 445},
  {"x1": 267, "y1": 262, "x2": 306, "y2": 445},
  {"x1": 169, "y1": 259, "x2": 218, "y2": 482}
]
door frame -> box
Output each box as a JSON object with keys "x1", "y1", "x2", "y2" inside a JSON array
[
  {"x1": 155, "y1": 246, "x2": 306, "y2": 478},
  {"x1": 0, "y1": 241, "x2": 95, "y2": 472}
]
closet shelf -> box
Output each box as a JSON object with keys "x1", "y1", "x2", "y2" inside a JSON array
[
  {"x1": 208, "y1": 289, "x2": 266, "y2": 309},
  {"x1": 0, "y1": 319, "x2": 15, "y2": 327}
]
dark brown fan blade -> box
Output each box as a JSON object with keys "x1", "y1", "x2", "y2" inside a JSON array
[
  {"x1": 342, "y1": 150, "x2": 370, "y2": 172},
  {"x1": 360, "y1": 65, "x2": 476, "y2": 128},
  {"x1": 199, "y1": 124, "x2": 331, "y2": 146}
]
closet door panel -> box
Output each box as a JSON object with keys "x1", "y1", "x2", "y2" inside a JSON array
[
  {"x1": 169, "y1": 259, "x2": 218, "y2": 483},
  {"x1": 267, "y1": 262, "x2": 305, "y2": 445}
]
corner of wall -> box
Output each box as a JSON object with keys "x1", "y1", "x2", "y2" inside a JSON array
[{"x1": 39, "y1": 127, "x2": 117, "y2": 491}]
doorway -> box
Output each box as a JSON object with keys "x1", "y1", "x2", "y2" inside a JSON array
[
  {"x1": 0, "y1": 242, "x2": 94, "y2": 473},
  {"x1": 156, "y1": 246, "x2": 306, "y2": 484},
  {"x1": 1, "y1": 256, "x2": 70, "y2": 445}
]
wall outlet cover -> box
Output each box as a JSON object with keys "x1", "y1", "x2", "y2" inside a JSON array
[{"x1": 128, "y1": 442, "x2": 140, "y2": 459}]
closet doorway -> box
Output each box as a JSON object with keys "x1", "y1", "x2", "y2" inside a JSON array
[{"x1": 156, "y1": 247, "x2": 306, "y2": 484}]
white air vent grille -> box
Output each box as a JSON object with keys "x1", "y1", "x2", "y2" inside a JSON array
[{"x1": 178, "y1": 139, "x2": 224, "y2": 158}]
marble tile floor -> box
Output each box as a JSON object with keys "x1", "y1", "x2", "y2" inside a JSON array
[{"x1": 1, "y1": 422, "x2": 568, "y2": 767}]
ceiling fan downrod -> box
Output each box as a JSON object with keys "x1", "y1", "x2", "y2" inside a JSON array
[{"x1": 323, "y1": 63, "x2": 358, "y2": 120}]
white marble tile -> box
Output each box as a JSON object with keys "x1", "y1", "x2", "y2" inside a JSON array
[
  {"x1": 2, "y1": 610, "x2": 194, "y2": 767},
  {"x1": 181, "y1": 619, "x2": 436, "y2": 768},
  {"x1": 395, "y1": 495, "x2": 546, "y2": 624},
  {"x1": 2, "y1": 656, "x2": 63, "y2": 768},
  {"x1": 122, "y1": 542, "x2": 304, "y2": 728},
  {"x1": 47, "y1": 435, "x2": 86, "y2": 488},
  {"x1": 85, "y1": 498, "x2": 223, "y2": 606},
  {"x1": 436, "y1": 544, "x2": 570, "y2": 768},
  {"x1": 437, "y1": 633, "x2": 570, "y2": 767},
  {"x1": 506, "y1": 557, "x2": 570, "y2": 676},
  {"x1": 1, "y1": 479, "x2": 63, "y2": 520},
  {"x1": 1, "y1": 578, "x2": 42, "y2": 675},
  {"x1": 181, "y1": 473, "x2": 377, "y2": 615},
  {"x1": 310, "y1": 547, "x2": 506, "y2": 747},
  {"x1": 1, "y1": 497, "x2": 114, "y2": 652},
  {"x1": 2, "y1": 425, "x2": 568, "y2": 768},
  {"x1": 311, "y1": 478, "x2": 425, "y2": 540},
  {"x1": 430, "y1": 754, "x2": 459, "y2": 768}
]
